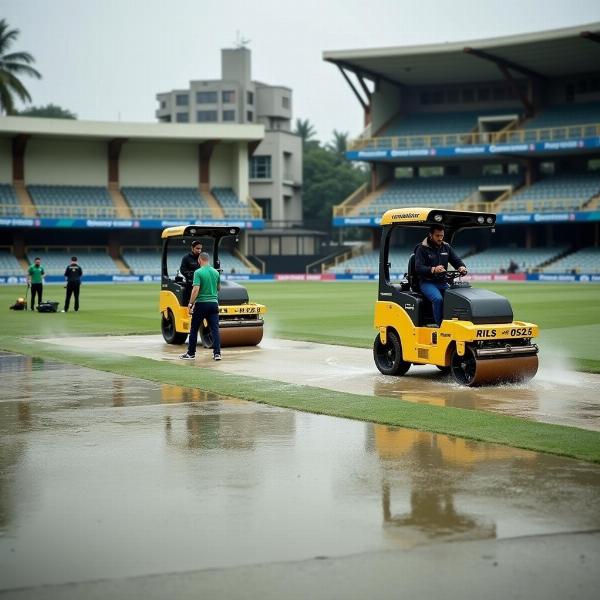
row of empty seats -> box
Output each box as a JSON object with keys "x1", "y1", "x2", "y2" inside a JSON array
[
  {"x1": 502, "y1": 174, "x2": 600, "y2": 212},
  {"x1": 0, "y1": 185, "x2": 255, "y2": 219},
  {"x1": 463, "y1": 246, "x2": 567, "y2": 273},
  {"x1": 121, "y1": 248, "x2": 255, "y2": 275},
  {"x1": 27, "y1": 185, "x2": 116, "y2": 218},
  {"x1": 0, "y1": 184, "x2": 22, "y2": 216},
  {"x1": 0, "y1": 248, "x2": 23, "y2": 276},
  {"x1": 26, "y1": 249, "x2": 122, "y2": 276},
  {"x1": 358, "y1": 176, "x2": 521, "y2": 216},
  {"x1": 327, "y1": 245, "x2": 579, "y2": 274},
  {"x1": 362, "y1": 102, "x2": 600, "y2": 148},
  {"x1": 541, "y1": 247, "x2": 600, "y2": 274}
]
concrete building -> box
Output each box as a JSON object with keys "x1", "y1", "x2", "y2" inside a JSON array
[{"x1": 156, "y1": 47, "x2": 302, "y2": 226}]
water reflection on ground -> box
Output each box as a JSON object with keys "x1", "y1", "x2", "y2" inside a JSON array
[{"x1": 1, "y1": 352, "x2": 599, "y2": 591}]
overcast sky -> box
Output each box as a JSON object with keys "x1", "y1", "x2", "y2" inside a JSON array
[{"x1": 2, "y1": 0, "x2": 600, "y2": 142}]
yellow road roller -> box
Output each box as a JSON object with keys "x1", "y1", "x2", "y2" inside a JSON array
[
  {"x1": 160, "y1": 225, "x2": 266, "y2": 348},
  {"x1": 373, "y1": 207, "x2": 539, "y2": 386}
]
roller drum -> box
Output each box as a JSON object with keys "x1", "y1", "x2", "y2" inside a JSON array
[
  {"x1": 201, "y1": 321, "x2": 264, "y2": 348},
  {"x1": 451, "y1": 346, "x2": 538, "y2": 386}
]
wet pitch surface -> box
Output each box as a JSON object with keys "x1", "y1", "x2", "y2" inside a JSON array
[
  {"x1": 1, "y1": 351, "x2": 600, "y2": 597},
  {"x1": 43, "y1": 334, "x2": 600, "y2": 431}
]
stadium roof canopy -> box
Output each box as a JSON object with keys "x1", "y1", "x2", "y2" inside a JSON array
[
  {"x1": 0, "y1": 117, "x2": 264, "y2": 143},
  {"x1": 323, "y1": 22, "x2": 600, "y2": 86}
]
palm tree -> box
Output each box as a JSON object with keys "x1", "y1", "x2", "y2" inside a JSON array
[
  {"x1": 294, "y1": 118, "x2": 317, "y2": 144},
  {"x1": 326, "y1": 130, "x2": 349, "y2": 157},
  {"x1": 0, "y1": 19, "x2": 41, "y2": 115}
]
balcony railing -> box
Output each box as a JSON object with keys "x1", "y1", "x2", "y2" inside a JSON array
[{"x1": 348, "y1": 122, "x2": 600, "y2": 151}]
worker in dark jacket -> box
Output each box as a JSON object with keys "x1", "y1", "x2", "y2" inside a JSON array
[
  {"x1": 415, "y1": 224, "x2": 467, "y2": 326},
  {"x1": 179, "y1": 240, "x2": 202, "y2": 282},
  {"x1": 63, "y1": 256, "x2": 83, "y2": 312}
]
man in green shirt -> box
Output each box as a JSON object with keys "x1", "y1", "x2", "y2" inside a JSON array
[
  {"x1": 27, "y1": 257, "x2": 45, "y2": 310},
  {"x1": 180, "y1": 252, "x2": 222, "y2": 361}
]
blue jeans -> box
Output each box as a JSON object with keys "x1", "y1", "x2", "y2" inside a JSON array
[
  {"x1": 187, "y1": 302, "x2": 221, "y2": 356},
  {"x1": 420, "y1": 280, "x2": 448, "y2": 326}
]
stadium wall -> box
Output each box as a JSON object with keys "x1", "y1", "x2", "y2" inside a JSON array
[
  {"x1": 26, "y1": 139, "x2": 106, "y2": 185},
  {"x1": 210, "y1": 143, "x2": 235, "y2": 189},
  {"x1": 371, "y1": 80, "x2": 402, "y2": 132},
  {"x1": 0, "y1": 137, "x2": 11, "y2": 182},
  {"x1": 120, "y1": 142, "x2": 197, "y2": 187}
]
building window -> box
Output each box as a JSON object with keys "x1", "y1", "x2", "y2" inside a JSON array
[
  {"x1": 176, "y1": 94, "x2": 189, "y2": 106},
  {"x1": 197, "y1": 110, "x2": 218, "y2": 122},
  {"x1": 250, "y1": 156, "x2": 271, "y2": 179},
  {"x1": 222, "y1": 110, "x2": 235, "y2": 122},
  {"x1": 247, "y1": 91, "x2": 254, "y2": 105},
  {"x1": 176, "y1": 112, "x2": 189, "y2": 123},
  {"x1": 222, "y1": 90, "x2": 236, "y2": 103},
  {"x1": 160, "y1": 100, "x2": 166, "y2": 109},
  {"x1": 196, "y1": 91, "x2": 217, "y2": 104},
  {"x1": 282, "y1": 96, "x2": 290, "y2": 109},
  {"x1": 247, "y1": 111, "x2": 254, "y2": 122},
  {"x1": 254, "y1": 198, "x2": 271, "y2": 220}
]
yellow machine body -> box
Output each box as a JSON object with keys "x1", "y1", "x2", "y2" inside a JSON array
[{"x1": 374, "y1": 300, "x2": 538, "y2": 366}]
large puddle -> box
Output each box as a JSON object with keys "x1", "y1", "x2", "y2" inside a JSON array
[
  {"x1": 1, "y1": 352, "x2": 600, "y2": 590},
  {"x1": 42, "y1": 334, "x2": 600, "y2": 431}
]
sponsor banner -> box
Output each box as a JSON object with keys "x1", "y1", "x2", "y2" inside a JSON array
[
  {"x1": 335, "y1": 211, "x2": 600, "y2": 227},
  {"x1": 275, "y1": 273, "x2": 336, "y2": 281},
  {"x1": 0, "y1": 217, "x2": 264, "y2": 230},
  {"x1": 527, "y1": 273, "x2": 600, "y2": 283},
  {"x1": 346, "y1": 136, "x2": 600, "y2": 161}
]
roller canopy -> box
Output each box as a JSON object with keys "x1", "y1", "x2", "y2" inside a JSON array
[
  {"x1": 380, "y1": 207, "x2": 496, "y2": 229},
  {"x1": 161, "y1": 225, "x2": 240, "y2": 239}
]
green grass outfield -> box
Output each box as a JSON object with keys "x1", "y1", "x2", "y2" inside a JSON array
[
  {"x1": 1, "y1": 281, "x2": 600, "y2": 462},
  {"x1": 1, "y1": 281, "x2": 597, "y2": 371}
]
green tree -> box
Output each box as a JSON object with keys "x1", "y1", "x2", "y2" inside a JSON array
[
  {"x1": 0, "y1": 19, "x2": 41, "y2": 115},
  {"x1": 302, "y1": 142, "x2": 367, "y2": 225},
  {"x1": 325, "y1": 129, "x2": 349, "y2": 158},
  {"x1": 294, "y1": 118, "x2": 317, "y2": 145},
  {"x1": 16, "y1": 103, "x2": 77, "y2": 119}
]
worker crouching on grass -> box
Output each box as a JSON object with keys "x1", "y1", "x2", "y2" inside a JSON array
[{"x1": 180, "y1": 252, "x2": 222, "y2": 361}]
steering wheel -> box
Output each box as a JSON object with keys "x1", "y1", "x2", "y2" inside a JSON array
[{"x1": 445, "y1": 270, "x2": 467, "y2": 281}]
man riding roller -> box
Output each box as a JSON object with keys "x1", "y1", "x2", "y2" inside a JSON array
[
  {"x1": 415, "y1": 224, "x2": 468, "y2": 327},
  {"x1": 179, "y1": 240, "x2": 203, "y2": 282}
]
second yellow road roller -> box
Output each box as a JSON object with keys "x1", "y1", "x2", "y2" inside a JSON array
[
  {"x1": 373, "y1": 207, "x2": 539, "y2": 386},
  {"x1": 160, "y1": 225, "x2": 266, "y2": 348}
]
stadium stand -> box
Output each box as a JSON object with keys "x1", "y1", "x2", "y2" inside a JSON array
[
  {"x1": 464, "y1": 246, "x2": 567, "y2": 273},
  {"x1": 501, "y1": 174, "x2": 600, "y2": 212},
  {"x1": 0, "y1": 184, "x2": 22, "y2": 217},
  {"x1": 513, "y1": 102, "x2": 600, "y2": 141},
  {"x1": 0, "y1": 248, "x2": 24, "y2": 276},
  {"x1": 542, "y1": 247, "x2": 600, "y2": 274},
  {"x1": 26, "y1": 249, "x2": 121, "y2": 276},
  {"x1": 121, "y1": 187, "x2": 212, "y2": 219},
  {"x1": 357, "y1": 175, "x2": 521, "y2": 216},
  {"x1": 27, "y1": 185, "x2": 116, "y2": 218},
  {"x1": 123, "y1": 247, "x2": 255, "y2": 275},
  {"x1": 327, "y1": 245, "x2": 473, "y2": 274},
  {"x1": 211, "y1": 188, "x2": 254, "y2": 218},
  {"x1": 377, "y1": 109, "x2": 521, "y2": 143}
]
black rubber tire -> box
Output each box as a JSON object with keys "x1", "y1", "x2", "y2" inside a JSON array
[
  {"x1": 373, "y1": 331, "x2": 411, "y2": 376},
  {"x1": 436, "y1": 365, "x2": 451, "y2": 375},
  {"x1": 161, "y1": 310, "x2": 187, "y2": 345},
  {"x1": 450, "y1": 346, "x2": 477, "y2": 385}
]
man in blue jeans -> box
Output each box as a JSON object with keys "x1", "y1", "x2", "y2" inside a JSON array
[
  {"x1": 415, "y1": 224, "x2": 467, "y2": 326},
  {"x1": 179, "y1": 252, "x2": 222, "y2": 361}
]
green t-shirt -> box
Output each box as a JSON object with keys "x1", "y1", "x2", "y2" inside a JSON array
[
  {"x1": 28, "y1": 264, "x2": 45, "y2": 284},
  {"x1": 192, "y1": 264, "x2": 220, "y2": 303}
]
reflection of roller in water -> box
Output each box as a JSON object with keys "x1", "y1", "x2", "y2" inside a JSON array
[
  {"x1": 371, "y1": 425, "x2": 534, "y2": 542},
  {"x1": 160, "y1": 384, "x2": 296, "y2": 451},
  {"x1": 372, "y1": 381, "x2": 541, "y2": 414}
]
